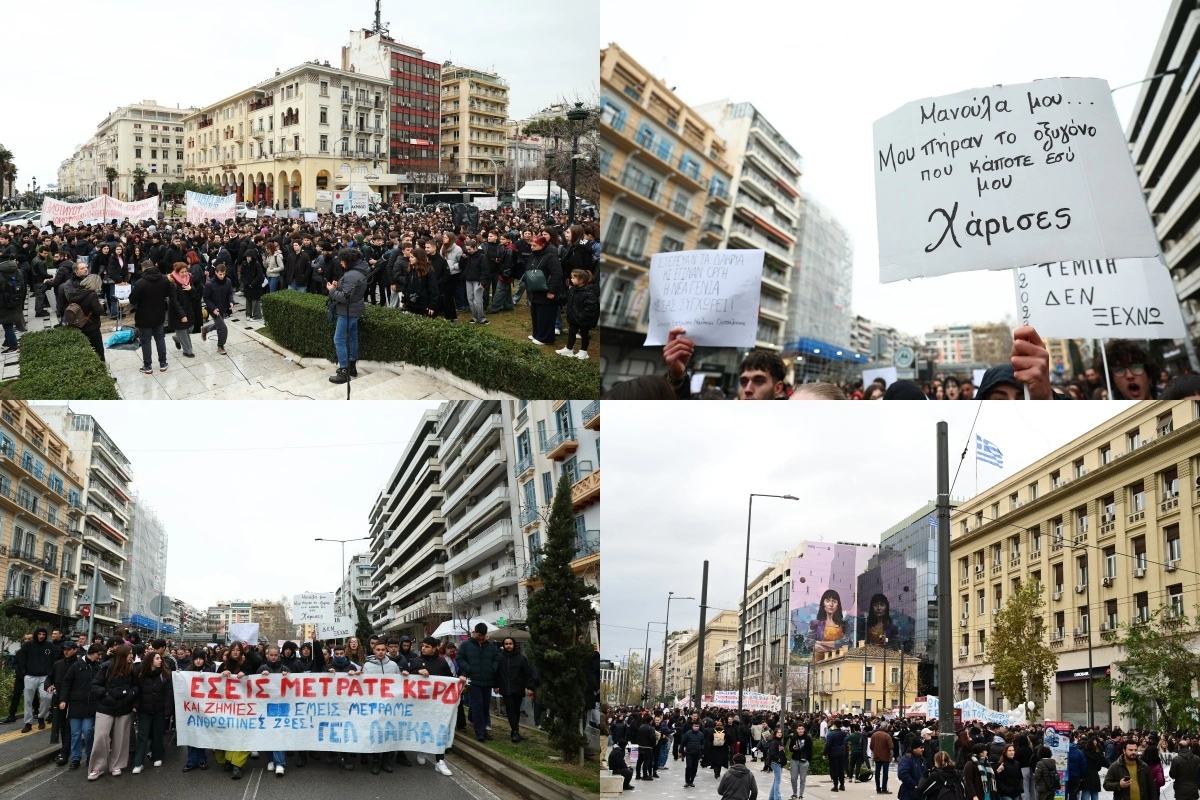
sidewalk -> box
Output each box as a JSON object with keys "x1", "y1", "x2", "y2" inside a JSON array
[
  {"x1": 0, "y1": 721, "x2": 57, "y2": 785},
  {"x1": 627, "y1": 753, "x2": 884, "y2": 800}
]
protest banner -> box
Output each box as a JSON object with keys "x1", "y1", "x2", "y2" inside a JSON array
[
  {"x1": 263, "y1": 209, "x2": 276, "y2": 217},
  {"x1": 472, "y1": 196, "x2": 498, "y2": 210},
  {"x1": 229, "y1": 623, "x2": 259, "y2": 644},
  {"x1": 874, "y1": 78, "x2": 1160, "y2": 282},
  {"x1": 317, "y1": 617, "x2": 355, "y2": 640},
  {"x1": 1014, "y1": 258, "x2": 1186, "y2": 339},
  {"x1": 711, "y1": 690, "x2": 779, "y2": 712},
  {"x1": 862, "y1": 366, "x2": 898, "y2": 388},
  {"x1": 40, "y1": 197, "x2": 107, "y2": 228},
  {"x1": 185, "y1": 191, "x2": 236, "y2": 225},
  {"x1": 303, "y1": 211, "x2": 318, "y2": 223},
  {"x1": 644, "y1": 249, "x2": 764, "y2": 347},
  {"x1": 105, "y1": 196, "x2": 159, "y2": 222},
  {"x1": 292, "y1": 592, "x2": 335, "y2": 624},
  {"x1": 173, "y1": 672, "x2": 461, "y2": 754}
]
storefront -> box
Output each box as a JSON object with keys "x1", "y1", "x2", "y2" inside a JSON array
[{"x1": 1055, "y1": 666, "x2": 1111, "y2": 728}]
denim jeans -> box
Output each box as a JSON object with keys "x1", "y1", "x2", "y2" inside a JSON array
[
  {"x1": 454, "y1": 278, "x2": 468, "y2": 310},
  {"x1": 106, "y1": 283, "x2": 120, "y2": 318},
  {"x1": 770, "y1": 762, "x2": 783, "y2": 800},
  {"x1": 185, "y1": 745, "x2": 206, "y2": 767},
  {"x1": 468, "y1": 683, "x2": 490, "y2": 738},
  {"x1": 270, "y1": 750, "x2": 286, "y2": 768},
  {"x1": 288, "y1": 283, "x2": 307, "y2": 293},
  {"x1": 69, "y1": 716, "x2": 95, "y2": 763},
  {"x1": 268, "y1": 276, "x2": 282, "y2": 293},
  {"x1": 139, "y1": 324, "x2": 167, "y2": 369},
  {"x1": 334, "y1": 314, "x2": 359, "y2": 368},
  {"x1": 876, "y1": 759, "x2": 890, "y2": 791},
  {"x1": 2, "y1": 323, "x2": 16, "y2": 349}
]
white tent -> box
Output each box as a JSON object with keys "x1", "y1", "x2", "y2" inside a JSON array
[
  {"x1": 517, "y1": 180, "x2": 567, "y2": 203},
  {"x1": 430, "y1": 617, "x2": 499, "y2": 638}
]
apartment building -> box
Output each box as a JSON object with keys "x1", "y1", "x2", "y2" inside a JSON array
[
  {"x1": 124, "y1": 495, "x2": 168, "y2": 635},
  {"x1": 950, "y1": 401, "x2": 1200, "y2": 727},
  {"x1": 514, "y1": 400, "x2": 600, "y2": 641},
  {"x1": 741, "y1": 541, "x2": 807, "y2": 696},
  {"x1": 598, "y1": 43, "x2": 735, "y2": 391},
  {"x1": 36, "y1": 407, "x2": 134, "y2": 638},
  {"x1": 664, "y1": 629, "x2": 697, "y2": 698},
  {"x1": 335, "y1": 553, "x2": 374, "y2": 618},
  {"x1": 678, "y1": 609, "x2": 739, "y2": 700},
  {"x1": 0, "y1": 402, "x2": 85, "y2": 630},
  {"x1": 183, "y1": 61, "x2": 394, "y2": 207},
  {"x1": 440, "y1": 63, "x2": 509, "y2": 189},
  {"x1": 369, "y1": 409, "x2": 446, "y2": 638}
]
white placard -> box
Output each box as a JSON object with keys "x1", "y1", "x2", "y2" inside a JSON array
[
  {"x1": 229, "y1": 623, "x2": 259, "y2": 644},
  {"x1": 1015, "y1": 258, "x2": 1186, "y2": 339},
  {"x1": 473, "y1": 197, "x2": 498, "y2": 210},
  {"x1": 173, "y1": 673, "x2": 460, "y2": 753},
  {"x1": 185, "y1": 191, "x2": 237, "y2": 225},
  {"x1": 874, "y1": 78, "x2": 1160, "y2": 282},
  {"x1": 304, "y1": 212, "x2": 318, "y2": 223},
  {"x1": 863, "y1": 366, "x2": 899, "y2": 388},
  {"x1": 973, "y1": 368, "x2": 988, "y2": 387},
  {"x1": 292, "y1": 592, "x2": 335, "y2": 624},
  {"x1": 644, "y1": 249, "x2": 764, "y2": 347},
  {"x1": 244, "y1": 209, "x2": 258, "y2": 219},
  {"x1": 317, "y1": 617, "x2": 355, "y2": 640}
]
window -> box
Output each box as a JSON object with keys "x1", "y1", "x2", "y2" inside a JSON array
[
  {"x1": 1052, "y1": 517, "x2": 1064, "y2": 545},
  {"x1": 1131, "y1": 481, "x2": 1146, "y2": 511},
  {"x1": 960, "y1": 557, "x2": 969, "y2": 581},
  {"x1": 319, "y1": 135, "x2": 328, "y2": 152},
  {"x1": 679, "y1": 154, "x2": 700, "y2": 180},
  {"x1": 977, "y1": 589, "x2": 985, "y2": 615},
  {"x1": 1103, "y1": 546, "x2": 1116, "y2": 579},
  {"x1": 541, "y1": 471, "x2": 553, "y2": 503},
  {"x1": 294, "y1": 135, "x2": 299, "y2": 151},
  {"x1": 961, "y1": 594, "x2": 969, "y2": 617},
  {"x1": 1009, "y1": 492, "x2": 1019, "y2": 510},
  {"x1": 992, "y1": 543, "x2": 1002, "y2": 565},
  {"x1": 1074, "y1": 458, "x2": 1086, "y2": 478},
  {"x1": 1127, "y1": 429, "x2": 1141, "y2": 452},
  {"x1": 1028, "y1": 481, "x2": 1039, "y2": 501},
  {"x1": 993, "y1": 584, "x2": 1002, "y2": 610},
  {"x1": 1166, "y1": 524, "x2": 1181, "y2": 562},
  {"x1": 1102, "y1": 494, "x2": 1115, "y2": 520},
  {"x1": 135, "y1": 148, "x2": 142, "y2": 158},
  {"x1": 1132, "y1": 536, "x2": 1147, "y2": 570},
  {"x1": 1168, "y1": 584, "x2": 1184, "y2": 616},
  {"x1": 1031, "y1": 525, "x2": 1041, "y2": 552},
  {"x1": 1053, "y1": 563, "x2": 1064, "y2": 594},
  {"x1": 320, "y1": 81, "x2": 328, "y2": 97},
  {"x1": 599, "y1": 98, "x2": 626, "y2": 130},
  {"x1": 1101, "y1": 444, "x2": 1112, "y2": 464},
  {"x1": 1010, "y1": 535, "x2": 1021, "y2": 558},
  {"x1": 977, "y1": 630, "x2": 986, "y2": 653},
  {"x1": 1105, "y1": 599, "x2": 1118, "y2": 629},
  {"x1": 660, "y1": 235, "x2": 685, "y2": 253},
  {"x1": 626, "y1": 222, "x2": 648, "y2": 258},
  {"x1": 864, "y1": 665, "x2": 874, "y2": 684},
  {"x1": 1077, "y1": 606, "x2": 1089, "y2": 633},
  {"x1": 991, "y1": 502, "x2": 1000, "y2": 519},
  {"x1": 1076, "y1": 556, "x2": 1088, "y2": 587},
  {"x1": 320, "y1": 107, "x2": 328, "y2": 125},
  {"x1": 1157, "y1": 412, "x2": 1173, "y2": 437},
  {"x1": 1162, "y1": 467, "x2": 1179, "y2": 499},
  {"x1": 1051, "y1": 469, "x2": 1061, "y2": 487},
  {"x1": 1053, "y1": 611, "x2": 1065, "y2": 636},
  {"x1": 1135, "y1": 592, "x2": 1149, "y2": 622},
  {"x1": 890, "y1": 666, "x2": 900, "y2": 685}
]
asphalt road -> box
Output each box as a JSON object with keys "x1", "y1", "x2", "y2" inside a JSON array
[{"x1": 0, "y1": 728, "x2": 514, "y2": 800}]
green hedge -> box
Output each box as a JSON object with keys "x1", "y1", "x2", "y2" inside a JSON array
[
  {"x1": 0, "y1": 327, "x2": 119, "y2": 400},
  {"x1": 261, "y1": 291, "x2": 599, "y2": 399}
]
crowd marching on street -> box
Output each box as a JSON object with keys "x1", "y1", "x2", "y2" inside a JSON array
[
  {"x1": 0, "y1": 202, "x2": 600, "y2": 382},
  {"x1": 603, "y1": 702, "x2": 1200, "y2": 800},
  {"x1": 602, "y1": 327, "x2": 1200, "y2": 402},
  {"x1": 2, "y1": 622, "x2": 549, "y2": 782}
]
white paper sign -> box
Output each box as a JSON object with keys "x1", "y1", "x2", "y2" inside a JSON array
[
  {"x1": 973, "y1": 368, "x2": 988, "y2": 387},
  {"x1": 317, "y1": 617, "x2": 355, "y2": 639},
  {"x1": 173, "y1": 673, "x2": 460, "y2": 753},
  {"x1": 874, "y1": 78, "x2": 1160, "y2": 282},
  {"x1": 1015, "y1": 258, "x2": 1186, "y2": 339},
  {"x1": 244, "y1": 209, "x2": 258, "y2": 219},
  {"x1": 229, "y1": 623, "x2": 259, "y2": 644},
  {"x1": 644, "y1": 249, "x2": 764, "y2": 347},
  {"x1": 292, "y1": 592, "x2": 335, "y2": 624},
  {"x1": 863, "y1": 366, "x2": 899, "y2": 388},
  {"x1": 473, "y1": 197, "x2": 498, "y2": 210},
  {"x1": 304, "y1": 212, "x2": 318, "y2": 223}
]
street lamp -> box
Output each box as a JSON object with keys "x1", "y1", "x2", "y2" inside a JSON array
[
  {"x1": 662, "y1": 592, "x2": 695, "y2": 703},
  {"x1": 484, "y1": 157, "x2": 501, "y2": 197},
  {"x1": 1110, "y1": 68, "x2": 1179, "y2": 93},
  {"x1": 738, "y1": 492, "x2": 800, "y2": 713},
  {"x1": 565, "y1": 101, "x2": 590, "y2": 224},
  {"x1": 314, "y1": 536, "x2": 372, "y2": 616},
  {"x1": 544, "y1": 151, "x2": 554, "y2": 212}
]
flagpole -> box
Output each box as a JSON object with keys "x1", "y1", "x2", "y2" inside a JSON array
[
  {"x1": 1098, "y1": 338, "x2": 1114, "y2": 400},
  {"x1": 976, "y1": 439, "x2": 979, "y2": 496}
]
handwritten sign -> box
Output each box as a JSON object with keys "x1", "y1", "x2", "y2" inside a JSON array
[
  {"x1": 292, "y1": 593, "x2": 335, "y2": 624},
  {"x1": 229, "y1": 623, "x2": 259, "y2": 644},
  {"x1": 317, "y1": 617, "x2": 355, "y2": 640},
  {"x1": 40, "y1": 197, "x2": 107, "y2": 228},
  {"x1": 173, "y1": 673, "x2": 460, "y2": 753},
  {"x1": 303, "y1": 211, "x2": 318, "y2": 223},
  {"x1": 105, "y1": 196, "x2": 159, "y2": 222},
  {"x1": 711, "y1": 690, "x2": 779, "y2": 712},
  {"x1": 874, "y1": 78, "x2": 1160, "y2": 282},
  {"x1": 185, "y1": 191, "x2": 236, "y2": 225},
  {"x1": 644, "y1": 249, "x2": 764, "y2": 347},
  {"x1": 1015, "y1": 258, "x2": 1186, "y2": 339}
]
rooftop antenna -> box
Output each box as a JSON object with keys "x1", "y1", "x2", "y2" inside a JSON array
[{"x1": 372, "y1": 0, "x2": 389, "y2": 36}]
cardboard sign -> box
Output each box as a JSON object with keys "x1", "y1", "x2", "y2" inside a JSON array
[
  {"x1": 229, "y1": 623, "x2": 259, "y2": 644},
  {"x1": 173, "y1": 673, "x2": 460, "y2": 754},
  {"x1": 303, "y1": 212, "x2": 318, "y2": 223},
  {"x1": 317, "y1": 617, "x2": 355, "y2": 640},
  {"x1": 292, "y1": 593, "x2": 335, "y2": 624},
  {"x1": 185, "y1": 191, "x2": 236, "y2": 225},
  {"x1": 644, "y1": 249, "x2": 764, "y2": 347},
  {"x1": 874, "y1": 78, "x2": 1160, "y2": 282},
  {"x1": 1015, "y1": 258, "x2": 1186, "y2": 339},
  {"x1": 862, "y1": 366, "x2": 898, "y2": 388}
]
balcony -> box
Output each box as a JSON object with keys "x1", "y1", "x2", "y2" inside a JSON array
[
  {"x1": 406, "y1": 561, "x2": 445, "y2": 594},
  {"x1": 515, "y1": 452, "x2": 535, "y2": 478},
  {"x1": 441, "y1": 413, "x2": 503, "y2": 485},
  {"x1": 540, "y1": 427, "x2": 579, "y2": 461},
  {"x1": 445, "y1": 519, "x2": 515, "y2": 575},
  {"x1": 573, "y1": 529, "x2": 600, "y2": 562},
  {"x1": 729, "y1": 221, "x2": 794, "y2": 264},
  {"x1": 443, "y1": 453, "x2": 506, "y2": 514},
  {"x1": 249, "y1": 97, "x2": 273, "y2": 112},
  {"x1": 599, "y1": 240, "x2": 651, "y2": 270},
  {"x1": 80, "y1": 552, "x2": 124, "y2": 580},
  {"x1": 251, "y1": 128, "x2": 266, "y2": 139},
  {"x1": 518, "y1": 504, "x2": 540, "y2": 530},
  {"x1": 2, "y1": 545, "x2": 55, "y2": 573},
  {"x1": 86, "y1": 506, "x2": 125, "y2": 539},
  {"x1": 708, "y1": 185, "x2": 731, "y2": 206},
  {"x1": 571, "y1": 468, "x2": 600, "y2": 510},
  {"x1": 2, "y1": 590, "x2": 40, "y2": 609},
  {"x1": 443, "y1": 485, "x2": 509, "y2": 542},
  {"x1": 582, "y1": 400, "x2": 599, "y2": 430},
  {"x1": 397, "y1": 591, "x2": 449, "y2": 623},
  {"x1": 92, "y1": 441, "x2": 131, "y2": 482},
  {"x1": 453, "y1": 565, "x2": 519, "y2": 601}
]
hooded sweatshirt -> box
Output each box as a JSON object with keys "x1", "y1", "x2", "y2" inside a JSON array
[
  {"x1": 361, "y1": 654, "x2": 400, "y2": 675},
  {"x1": 717, "y1": 763, "x2": 759, "y2": 800},
  {"x1": 19, "y1": 629, "x2": 54, "y2": 676}
]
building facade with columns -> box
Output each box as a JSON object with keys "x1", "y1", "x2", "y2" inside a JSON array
[{"x1": 183, "y1": 61, "x2": 394, "y2": 208}]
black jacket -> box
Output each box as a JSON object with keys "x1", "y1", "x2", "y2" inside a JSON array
[
  {"x1": 1171, "y1": 750, "x2": 1200, "y2": 800},
  {"x1": 204, "y1": 275, "x2": 234, "y2": 316},
  {"x1": 403, "y1": 267, "x2": 439, "y2": 314},
  {"x1": 18, "y1": 634, "x2": 54, "y2": 676},
  {"x1": 166, "y1": 275, "x2": 197, "y2": 328},
  {"x1": 636, "y1": 722, "x2": 658, "y2": 747},
  {"x1": 130, "y1": 267, "x2": 170, "y2": 328},
  {"x1": 90, "y1": 661, "x2": 138, "y2": 717},
  {"x1": 407, "y1": 650, "x2": 453, "y2": 677},
  {"x1": 159, "y1": 245, "x2": 183, "y2": 269},
  {"x1": 996, "y1": 760, "x2": 1024, "y2": 797},
  {"x1": 561, "y1": 242, "x2": 595, "y2": 277},
  {"x1": 566, "y1": 281, "x2": 600, "y2": 328},
  {"x1": 45, "y1": 653, "x2": 78, "y2": 702},
  {"x1": 136, "y1": 668, "x2": 171, "y2": 714},
  {"x1": 285, "y1": 248, "x2": 311, "y2": 288},
  {"x1": 60, "y1": 656, "x2": 102, "y2": 719},
  {"x1": 459, "y1": 249, "x2": 488, "y2": 283},
  {"x1": 527, "y1": 248, "x2": 563, "y2": 305},
  {"x1": 789, "y1": 733, "x2": 813, "y2": 762},
  {"x1": 495, "y1": 649, "x2": 535, "y2": 695}
]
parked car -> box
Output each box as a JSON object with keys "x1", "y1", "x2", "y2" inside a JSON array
[
  {"x1": 236, "y1": 203, "x2": 250, "y2": 217},
  {"x1": 3, "y1": 211, "x2": 42, "y2": 227}
]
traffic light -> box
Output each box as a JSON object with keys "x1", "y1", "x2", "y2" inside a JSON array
[{"x1": 642, "y1": 690, "x2": 649, "y2": 702}]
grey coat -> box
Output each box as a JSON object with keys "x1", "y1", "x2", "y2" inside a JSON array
[{"x1": 329, "y1": 258, "x2": 369, "y2": 318}]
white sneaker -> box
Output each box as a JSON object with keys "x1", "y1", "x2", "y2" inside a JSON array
[
  {"x1": 417, "y1": 755, "x2": 426, "y2": 765},
  {"x1": 435, "y1": 760, "x2": 452, "y2": 776},
  {"x1": 251, "y1": 751, "x2": 259, "y2": 758},
  {"x1": 555, "y1": 347, "x2": 573, "y2": 356},
  {"x1": 527, "y1": 335, "x2": 536, "y2": 341},
  {"x1": 267, "y1": 761, "x2": 275, "y2": 771},
  {"x1": 275, "y1": 765, "x2": 284, "y2": 776},
  {"x1": 575, "y1": 350, "x2": 589, "y2": 360},
  {"x1": 153, "y1": 760, "x2": 162, "y2": 767},
  {"x1": 131, "y1": 766, "x2": 143, "y2": 774}
]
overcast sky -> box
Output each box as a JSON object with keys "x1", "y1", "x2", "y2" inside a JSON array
[
  {"x1": 48, "y1": 401, "x2": 439, "y2": 611},
  {"x1": 7, "y1": 0, "x2": 597, "y2": 193},
  {"x1": 600, "y1": 0, "x2": 1172, "y2": 338},
  {"x1": 599, "y1": 400, "x2": 1134, "y2": 669}
]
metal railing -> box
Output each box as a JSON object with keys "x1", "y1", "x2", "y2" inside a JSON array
[
  {"x1": 518, "y1": 505, "x2": 539, "y2": 527},
  {"x1": 540, "y1": 427, "x2": 577, "y2": 454},
  {"x1": 582, "y1": 401, "x2": 599, "y2": 426},
  {"x1": 575, "y1": 530, "x2": 600, "y2": 559},
  {"x1": 515, "y1": 453, "x2": 534, "y2": 475}
]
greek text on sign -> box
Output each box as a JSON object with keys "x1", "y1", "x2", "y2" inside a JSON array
[
  {"x1": 644, "y1": 249, "x2": 765, "y2": 347},
  {"x1": 1015, "y1": 258, "x2": 1186, "y2": 339},
  {"x1": 173, "y1": 673, "x2": 460, "y2": 754},
  {"x1": 874, "y1": 78, "x2": 1160, "y2": 282},
  {"x1": 185, "y1": 191, "x2": 237, "y2": 225},
  {"x1": 292, "y1": 593, "x2": 335, "y2": 624},
  {"x1": 317, "y1": 617, "x2": 355, "y2": 640}
]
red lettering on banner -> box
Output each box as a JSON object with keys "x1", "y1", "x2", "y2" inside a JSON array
[
  {"x1": 253, "y1": 678, "x2": 270, "y2": 698},
  {"x1": 190, "y1": 676, "x2": 203, "y2": 698},
  {"x1": 336, "y1": 678, "x2": 351, "y2": 695},
  {"x1": 379, "y1": 678, "x2": 394, "y2": 699},
  {"x1": 318, "y1": 676, "x2": 334, "y2": 696},
  {"x1": 302, "y1": 677, "x2": 315, "y2": 698},
  {"x1": 361, "y1": 677, "x2": 379, "y2": 695},
  {"x1": 431, "y1": 682, "x2": 445, "y2": 701},
  {"x1": 225, "y1": 678, "x2": 241, "y2": 700},
  {"x1": 346, "y1": 681, "x2": 363, "y2": 697},
  {"x1": 416, "y1": 680, "x2": 430, "y2": 700},
  {"x1": 207, "y1": 676, "x2": 223, "y2": 699},
  {"x1": 402, "y1": 679, "x2": 418, "y2": 699},
  {"x1": 281, "y1": 677, "x2": 301, "y2": 696},
  {"x1": 443, "y1": 682, "x2": 461, "y2": 704}
]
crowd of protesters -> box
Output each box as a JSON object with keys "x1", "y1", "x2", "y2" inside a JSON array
[
  {"x1": 603, "y1": 703, "x2": 1200, "y2": 800},
  {"x1": 0, "y1": 201, "x2": 600, "y2": 377},
  {"x1": 604, "y1": 325, "x2": 1200, "y2": 401},
  {"x1": 2, "y1": 622, "x2": 548, "y2": 782}
]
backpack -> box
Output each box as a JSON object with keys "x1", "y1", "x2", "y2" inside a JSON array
[
  {"x1": 65, "y1": 302, "x2": 91, "y2": 329},
  {"x1": 1041, "y1": 764, "x2": 1061, "y2": 791},
  {"x1": 0, "y1": 273, "x2": 21, "y2": 309},
  {"x1": 712, "y1": 729, "x2": 725, "y2": 747},
  {"x1": 936, "y1": 774, "x2": 968, "y2": 800}
]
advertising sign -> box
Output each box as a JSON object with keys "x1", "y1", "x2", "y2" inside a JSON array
[{"x1": 790, "y1": 542, "x2": 878, "y2": 657}]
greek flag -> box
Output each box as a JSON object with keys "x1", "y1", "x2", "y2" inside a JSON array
[{"x1": 976, "y1": 435, "x2": 1004, "y2": 469}]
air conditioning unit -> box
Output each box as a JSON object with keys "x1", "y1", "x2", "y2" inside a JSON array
[
  {"x1": 1101, "y1": 514, "x2": 1114, "y2": 523},
  {"x1": 1194, "y1": 475, "x2": 1200, "y2": 489},
  {"x1": 1165, "y1": 561, "x2": 1178, "y2": 572},
  {"x1": 1133, "y1": 567, "x2": 1146, "y2": 578},
  {"x1": 958, "y1": 646, "x2": 968, "y2": 656},
  {"x1": 1075, "y1": 584, "x2": 1085, "y2": 594},
  {"x1": 1100, "y1": 623, "x2": 1110, "y2": 632},
  {"x1": 497, "y1": 587, "x2": 509, "y2": 597},
  {"x1": 1052, "y1": 591, "x2": 1062, "y2": 601},
  {"x1": 992, "y1": 609, "x2": 1000, "y2": 616},
  {"x1": 1073, "y1": 628, "x2": 1081, "y2": 636},
  {"x1": 975, "y1": 565, "x2": 983, "y2": 575},
  {"x1": 1102, "y1": 577, "x2": 1113, "y2": 587},
  {"x1": 959, "y1": 619, "x2": 967, "y2": 627}
]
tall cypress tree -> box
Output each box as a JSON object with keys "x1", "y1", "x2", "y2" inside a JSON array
[
  {"x1": 354, "y1": 599, "x2": 373, "y2": 645},
  {"x1": 527, "y1": 473, "x2": 599, "y2": 761}
]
